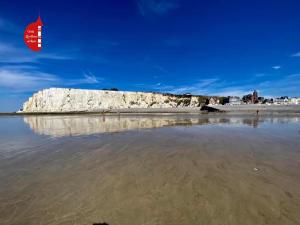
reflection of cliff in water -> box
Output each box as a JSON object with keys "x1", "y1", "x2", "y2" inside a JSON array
[{"x1": 23, "y1": 115, "x2": 300, "y2": 137}]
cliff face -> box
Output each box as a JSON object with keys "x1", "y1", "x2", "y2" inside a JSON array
[{"x1": 21, "y1": 88, "x2": 203, "y2": 112}]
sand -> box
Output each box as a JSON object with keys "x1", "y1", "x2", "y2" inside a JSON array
[{"x1": 0, "y1": 114, "x2": 300, "y2": 225}]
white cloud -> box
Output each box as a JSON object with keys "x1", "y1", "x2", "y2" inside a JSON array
[
  {"x1": 210, "y1": 89, "x2": 250, "y2": 97},
  {"x1": 195, "y1": 78, "x2": 219, "y2": 88},
  {"x1": 146, "y1": 72, "x2": 300, "y2": 97},
  {"x1": 141, "y1": 82, "x2": 175, "y2": 91},
  {"x1": 0, "y1": 69, "x2": 59, "y2": 92},
  {"x1": 0, "y1": 67, "x2": 104, "y2": 93},
  {"x1": 83, "y1": 72, "x2": 99, "y2": 84},
  {"x1": 207, "y1": 75, "x2": 300, "y2": 97},
  {"x1": 290, "y1": 52, "x2": 300, "y2": 57},
  {"x1": 272, "y1": 65, "x2": 281, "y2": 70},
  {"x1": 0, "y1": 37, "x2": 105, "y2": 93},
  {"x1": 257, "y1": 74, "x2": 300, "y2": 97},
  {"x1": 0, "y1": 65, "x2": 38, "y2": 70},
  {"x1": 0, "y1": 41, "x2": 74, "y2": 63},
  {"x1": 165, "y1": 78, "x2": 220, "y2": 94},
  {"x1": 68, "y1": 72, "x2": 103, "y2": 85}
]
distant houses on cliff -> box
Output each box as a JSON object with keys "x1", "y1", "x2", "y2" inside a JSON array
[{"x1": 207, "y1": 90, "x2": 300, "y2": 106}]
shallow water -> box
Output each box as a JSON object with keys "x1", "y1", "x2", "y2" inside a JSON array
[{"x1": 0, "y1": 114, "x2": 300, "y2": 225}]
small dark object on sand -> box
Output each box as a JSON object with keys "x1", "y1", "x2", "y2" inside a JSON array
[
  {"x1": 93, "y1": 223, "x2": 109, "y2": 225},
  {"x1": 256, "y1": 110, "x2": 259, "y2": 115},
  {"x1": 201, "y1": 105, "x2": 223, "y2": 112}
]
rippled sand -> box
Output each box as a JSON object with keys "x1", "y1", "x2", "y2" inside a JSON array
[{"x1": 0, "y1": 115, "x2": 300, "y2": 225}]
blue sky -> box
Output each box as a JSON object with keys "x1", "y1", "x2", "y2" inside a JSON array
[{"x1": 0, "y1": 0, "x2": 300, "y2": 111}]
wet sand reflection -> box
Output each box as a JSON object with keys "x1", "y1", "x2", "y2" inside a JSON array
[
  {"x1": 23, "y1": 114, "x2": 300, "y2": 137},
  {"x1": 0, "y1": 115, "x2": 300, "y2": 225}
]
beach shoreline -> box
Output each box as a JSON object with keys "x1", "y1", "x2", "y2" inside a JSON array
[
  {"x1": 1, "y1": 114, "x2": 300, "y2": 225},
  {"x1": 0, "y1": 104, "x2": 297, "y2": 115}
]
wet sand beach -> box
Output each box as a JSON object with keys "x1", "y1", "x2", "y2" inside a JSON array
[{"x1": 0, "y1": 114, "x2": 300, "y2": 225}]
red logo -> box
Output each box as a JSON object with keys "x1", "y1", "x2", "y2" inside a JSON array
[{"x1": 24, "y1": 16, "x2": 43, "y2": 51}]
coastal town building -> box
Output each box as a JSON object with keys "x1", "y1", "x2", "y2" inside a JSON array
[
  {"x1": 242, "y1": 94, "x2": 252, "y2": 104},
  {"x1": 228, "y1": 96, "x2": 241, "y2": 105},
  {"x1": 290, "y1": 97, "x2": 300, "y2": 105},
  {"x1": 252, "y1": 90, "x2": 258, "y2": 103},
  {"x1": 266, "y1": 97, "x2": 300, "y2": 105},
  {"x1": 208, "y1": 97, "x2": 220, "y2": 105},
  {"x1": 274, "y1": 97, "x2": 289, "y2": 105}
]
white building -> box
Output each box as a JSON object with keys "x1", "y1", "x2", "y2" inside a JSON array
[
  {"x1": 273, "y1": 97, "x2": 288, "y2": 105},
  {"x1": 208, "y1": 97, "x2": 220, "y2": 105},
  {"x1": 273, "y1": 97, "x2": 300, "y2": 105},
  {"x1": 290, "y1": 97, "x2": 300, "y2": 105},
  {"x1": 228, "y1": 96, "x2": 241, "y2": 105}
]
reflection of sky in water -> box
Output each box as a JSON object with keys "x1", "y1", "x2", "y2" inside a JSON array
[{"x1": 0, "y1": 115, "x2": 299, "y2": 158}]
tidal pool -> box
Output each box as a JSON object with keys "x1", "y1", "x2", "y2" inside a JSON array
[{"x1": 0, "y1": 114, "x2": 300, "y2": 225}]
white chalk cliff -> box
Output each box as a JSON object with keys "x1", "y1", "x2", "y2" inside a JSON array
[{"x1": 21, "y1": 88, "x2": 203, "y2": 113}]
